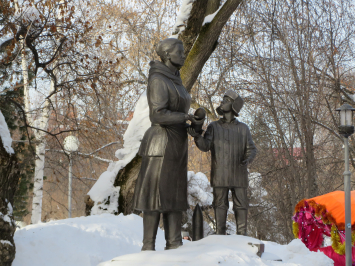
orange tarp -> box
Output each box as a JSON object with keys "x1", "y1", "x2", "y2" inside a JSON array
[{"x1": 308, "y1": 191, "x2": 355, "y2": 226}]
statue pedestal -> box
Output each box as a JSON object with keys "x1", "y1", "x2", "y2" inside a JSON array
[{"x1": 99, "y1": 235, "x2": 267, "y2": 266}]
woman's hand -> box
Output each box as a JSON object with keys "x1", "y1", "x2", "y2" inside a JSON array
[
  {"x1": 184, "y1": 114, "x2": 196, "y2": 121},
  {"x1": 185, "y1": 114, "x2": 205, "y2": 125}
]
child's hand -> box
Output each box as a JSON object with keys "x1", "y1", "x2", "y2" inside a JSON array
[{"x1": 187, "y1": 127, "x2": 201, "y2": 137}]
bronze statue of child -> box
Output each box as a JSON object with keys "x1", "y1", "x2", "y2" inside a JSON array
[{"x1": 187, "y1": 90, "x2": 257, "y2": 235}]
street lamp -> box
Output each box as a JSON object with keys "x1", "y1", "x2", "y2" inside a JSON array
[
  {"x1": 336, "y1": 103, "x2": 355, "y2": 266},
  {"x1": 64, "y1": 135, "x2": 79, "y2": 218}
]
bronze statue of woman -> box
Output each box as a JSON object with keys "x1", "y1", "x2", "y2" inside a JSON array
[{"x1": 133, "y1": 38, "x2": 199, "y2": 250}]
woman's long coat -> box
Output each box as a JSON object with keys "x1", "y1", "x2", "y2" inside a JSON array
[{"x1": 133, "y1": 60, "x2": 191, "y2": 212}]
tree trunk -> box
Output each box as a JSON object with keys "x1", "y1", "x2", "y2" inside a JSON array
[
  {"x1": 0, "y1": 137, "x2": 19, "y2": 266},
  {"x1": 19, "y1": 22, "x2": 55, "y2": 222},
  {"x1": 114, "y1": 155, "x2": 142, "y2": 215},
  {"x1": 181, "y1": 0, "x2": 243, "y2": 93},
  {"x1": 30, "y1": 80, "x2": 54, "y2": 224},
  {"x1": 31, "y1": 142, "x2": 45, "y2": 224}
]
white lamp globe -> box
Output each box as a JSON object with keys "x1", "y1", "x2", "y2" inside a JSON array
[{"x1": 64, "y1": 136, "x2": 79, "y2": 152}]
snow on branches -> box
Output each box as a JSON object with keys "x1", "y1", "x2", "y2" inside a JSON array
[{"x1": 171, "y1": 0, "x2": 195, "y2": 38}]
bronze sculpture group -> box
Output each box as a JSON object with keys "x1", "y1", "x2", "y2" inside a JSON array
[{"x1": 132, "y1": 38, "x2": 257, "y2": 251}]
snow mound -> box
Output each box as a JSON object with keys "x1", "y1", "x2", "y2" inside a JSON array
[
  {"x1": 13, "y1": 213, "x2": 333, "y2": 266},
  {"x1": 187, "y1": 171, "x2": 213, "y2": 206},
  {"x1": 100, "y1": 236, "x2": 333, "y2": 266},
  {"x1": 12, "y1": 213, "x2": 165, "y2": 266},
  {"x1": 263, "y1": 239, "x2": 334, "y2": 265},
  {"x1": 87, "y1": 92, "x2": 150, "y2": 215},
  {"x1": 0, "y1": 110, "x2": 14, "y2": 154}
]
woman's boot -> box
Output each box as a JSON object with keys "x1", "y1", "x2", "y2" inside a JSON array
[
  {"x1": 163, "y1": 211, "x2": 183, "y2": 249},
  {"x1": 142, "y1": 211, "x2": 160, "y2": 251}
]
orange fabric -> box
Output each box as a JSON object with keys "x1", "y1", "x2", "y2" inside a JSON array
[{"x1": 308, "y1": 191, "x2": 355, "y2": 227}]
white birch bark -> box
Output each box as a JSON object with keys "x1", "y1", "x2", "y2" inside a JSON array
[
  {"x1": 19, "y1": 39, "x2": 47, "y2": 224},
  {"x1": 21, "y1": 45, "x2": 53, "y2": 223},
  {"x1": 21, "y1": 49, "x2": 30, "y2": 114},
  {"x1": 30, "y1": 80, "x2": 54, "y2": 224},
  {"x1": 19, "y1": 35, "x2": 47, "y2": 224},
  {"x1": 31, "y1": 142, "x2": 45, "y2": 224},
  {"x1": 16, "y1": 0, "x2": 55, "y2": 224}
]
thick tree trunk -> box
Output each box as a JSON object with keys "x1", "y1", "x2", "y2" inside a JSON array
[
  {"x1": 177, "y1": 0, "x2": 209, "y2": 57},
  {"x1": 114, "y1": 155, "x2": 142, "y2": 215},
  {"x1": 85, "y1": 155, "x2": 142, "y2": 216},
  {"x1": 181, "y1": 0, "x2": 243, "y2": 93},
  {"x1": 0, "y1": 137, "x2": 19, "y2": 266}
]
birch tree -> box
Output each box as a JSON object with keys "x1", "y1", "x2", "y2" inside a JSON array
[
  {"x1": 2, "y1": 0, "x2": 121, "y2": 223},
  {"x1": 16, "y1": 1, "x2": 64, "y2": 224}
]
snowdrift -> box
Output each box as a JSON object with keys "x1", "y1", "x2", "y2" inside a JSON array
[{"x1": 13, "y1": 213, "x2": 333, "y2": 266}]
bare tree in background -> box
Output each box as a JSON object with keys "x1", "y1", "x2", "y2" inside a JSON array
[
  {"x1": 1, "y1": 0, "x2": 123, "y2": 224},
  {"x1": 227, "y1": 0, "x2": 355, "y2": 243}
]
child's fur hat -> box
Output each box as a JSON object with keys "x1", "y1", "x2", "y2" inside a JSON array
[{"x1": 217, "y1": 90, "x2": 244, "y2": 116}]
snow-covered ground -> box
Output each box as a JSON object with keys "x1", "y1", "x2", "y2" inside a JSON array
[
  {"x1": 13, "y1": 213, "x2": 334, "y2": 266},
  {"x1": 13, "y1": 214, "x2": 164, "y2": 266}
]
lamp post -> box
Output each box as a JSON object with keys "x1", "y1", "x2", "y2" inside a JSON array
[
  {"x1": 64, "y1": 135, "x2": 79, "y2": 218},
  {"x1": 336, "y1": 103, "x2": 355, "y2": 266}
]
